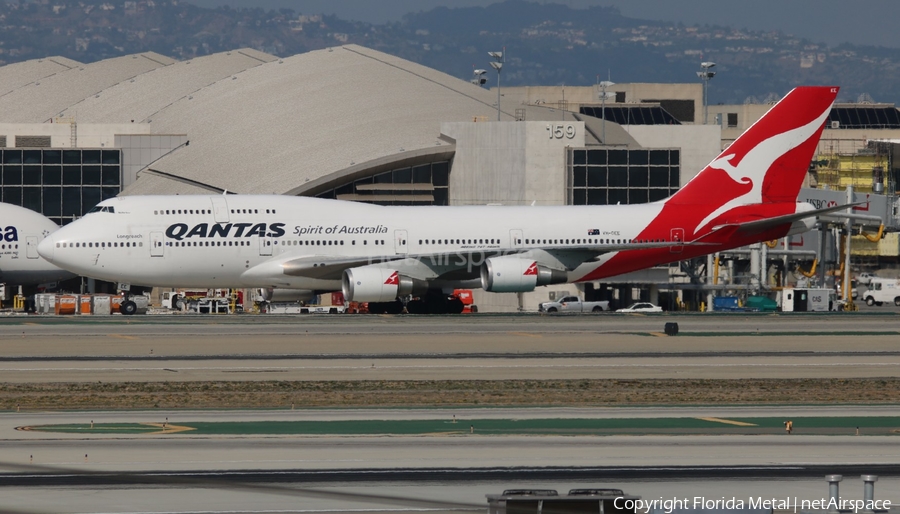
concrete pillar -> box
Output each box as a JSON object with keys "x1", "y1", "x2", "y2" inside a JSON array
[
  {"x1": 760, "y1": 240, "x2": 769, "y2": 288},
  {"x1": 649, "y1": 284, "x2": 659, "y2": 306},
  {"x1": 706, "y1": 254, "x2": 714, "y2": 312},
  {"x1": 749, "y1": 243, "x2": 761, "y2": 292}
]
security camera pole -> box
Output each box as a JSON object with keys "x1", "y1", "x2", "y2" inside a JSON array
[
  {"x1": 598, "y1": 80, "x2": 615, "y2": 143},
  {"x1": 697, "y1": 61, "x2": 716, "y2": 124},
  {"x1": 471, "y1": 68, "x2": 488, "y2": 87},
  {"x1": 489, "y1": 50, "x2": 504, "y2": 121}
]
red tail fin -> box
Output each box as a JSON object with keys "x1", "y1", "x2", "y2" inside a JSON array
[{"x1": 666, "y1": 86, "x2": 838, "y2": 232}]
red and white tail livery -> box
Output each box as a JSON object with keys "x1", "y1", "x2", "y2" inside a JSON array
[{"x1": 38, "y1": 86, "x2": 846, "y2": 313}]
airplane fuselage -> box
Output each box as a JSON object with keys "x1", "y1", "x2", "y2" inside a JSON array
[{"x1": 38, "y1": 194, "x2": 802, "y2": 291}]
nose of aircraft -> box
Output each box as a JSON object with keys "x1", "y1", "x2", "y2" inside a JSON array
[{"x1": 37, "y1": 234, "x2": 56, "y2": 262}]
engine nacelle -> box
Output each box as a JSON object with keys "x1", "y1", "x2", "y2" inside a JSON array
[
  {"x1": 480, "y1": 257, "x2": 568, "y2": 293},
  {"x1": 259, "y1": 288, "x2": 316, "y2": 303},
  {"x1": 342, "y1": 267, "x2": 427, "y2": 302}
]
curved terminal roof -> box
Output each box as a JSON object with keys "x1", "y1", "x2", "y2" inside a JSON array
[
  {"x1": 0, "y1": 44, "x2": 633, "y2": 198},
  {"x1": 0, "y1": 56, "x2": 81, "y2": 98},
  {"x1": 0, "y1": 52, "x2": 175, "y2": 123},
  {"x1": 119, "y1": 45, "x2": 510, "y2": 196},
  {"x1": 59, "y1": 49, "x2": 276, "y2": 123}
]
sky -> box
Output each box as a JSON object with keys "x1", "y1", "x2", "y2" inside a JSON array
[{"x1": 189, "y1": 0, "x2": 900, "y2": 48}]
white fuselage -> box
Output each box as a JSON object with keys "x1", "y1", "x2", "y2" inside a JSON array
[
  {"x1": 0, "y1": 203, "x2": 74, "y2": 286},
  {"x1": 39, "y1": 195, "x2": 664, "y2": 289}
]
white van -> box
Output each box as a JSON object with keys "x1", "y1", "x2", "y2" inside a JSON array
[{"x1": 861, "y1": 277, "x2": 900, "y2": 306}]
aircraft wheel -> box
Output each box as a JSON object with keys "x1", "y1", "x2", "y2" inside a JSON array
[
  {"x1": 121, "y1": 300, "x2": 138, "y2": 316},
  {"x1": 385, "y1": 300, "x2": 404, "y2": 314},
  {"x1": 422, "y1": 292, "x2": 451, "y2": 314},
  {"x1": 406, "y1": 300, "x2": 427, "y2": 314},
  {"x1": 447, "y1": 298, "x2": 464, "y2": 314}
]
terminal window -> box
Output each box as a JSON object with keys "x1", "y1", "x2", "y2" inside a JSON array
[
  {"x1": 568, "y1": 148, "x2": 679, "y2": 205},
  {"x1": 316, "y1": 160, "x2": 450, "y2": 206},
  {"x1": 0, "y1": 148, "x2": 122, "y2": 225}
]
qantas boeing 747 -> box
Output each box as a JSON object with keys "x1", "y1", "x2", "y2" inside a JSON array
[{"x1": 38, "y1": 86, "x2": 852, "y2": 313}]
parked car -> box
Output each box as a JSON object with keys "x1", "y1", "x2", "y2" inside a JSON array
[
  {"x1": 538, "y1": 296, "x2": 609, "y2": 313},
  {"x1": 616, "y1": 302, "x2": 662, "y2": 313}
]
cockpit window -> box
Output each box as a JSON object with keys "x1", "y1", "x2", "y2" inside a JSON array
[{"x1": 86, "y1": 205, "x2": 115, "y2": 214}]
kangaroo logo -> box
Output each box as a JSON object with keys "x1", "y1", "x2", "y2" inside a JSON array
[
  {"x1": 384, "y1": 271, "x2": 399, "y2": 285},
  {"x1": 692, "y1": 104, "x2": 833, "y2": 235},
  {"x1": 524, "y1": 262, "x2": 538, "y2": 276}
]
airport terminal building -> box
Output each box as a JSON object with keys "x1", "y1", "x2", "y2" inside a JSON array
[{"x1": 0, "y1": 45, "x2": 897, "y2": 310}]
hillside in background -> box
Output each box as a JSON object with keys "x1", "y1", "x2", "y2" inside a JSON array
[{"x1": 0, "y1": 0, "x2": 897, "y2": 105}]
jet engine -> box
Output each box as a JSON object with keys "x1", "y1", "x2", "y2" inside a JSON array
[
  {"x1": 342, "y1": 267, "x2": 427, "y2": 302},
  {"x1": 480, "y1": 257, "x2": 567, "y2": 293}
]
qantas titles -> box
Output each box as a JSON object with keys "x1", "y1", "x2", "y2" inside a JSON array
[
  {"x1": 166, "y1": 222, "x2": 286, "y2": 241},
  {"x1": 293, "y1": 224, "x2": 389, "y2": 236},
  {"x1": 165, "y1": 222, "x2": 390, "y2": 241}
]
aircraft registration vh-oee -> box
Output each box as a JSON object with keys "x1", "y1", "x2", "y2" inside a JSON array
[{"x1": 38, "y1": 86, "x2": 853, "y2": 314}]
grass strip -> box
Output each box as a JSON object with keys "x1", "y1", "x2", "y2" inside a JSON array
[{"x1": 2, "y1": 378, "x2": 898, "y2": 410}]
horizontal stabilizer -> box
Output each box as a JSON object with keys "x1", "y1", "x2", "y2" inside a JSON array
[{"x1": 707, "y1": 202, "x2": 864, "y2": 238}]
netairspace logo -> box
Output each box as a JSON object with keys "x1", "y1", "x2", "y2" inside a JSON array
[{"x1": 614, "y1": 496, "x2": 892, "y2": 513}]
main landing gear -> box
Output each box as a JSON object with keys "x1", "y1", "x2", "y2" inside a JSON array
[{"x1": 367, "y1": 291, "x2": 466, "y2": 315}]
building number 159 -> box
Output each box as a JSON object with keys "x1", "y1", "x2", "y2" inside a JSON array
[{"x1": 547, "y1": 124, "x2": 576, "y2": 139}]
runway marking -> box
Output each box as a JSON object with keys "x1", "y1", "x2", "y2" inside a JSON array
[
  {"x1": 108, "y1": 334, "x2": 139, "y2": 340},
  {"x1": 507, "y1": 331, "x2": 542, "y2": 338},
  {"x1": 697, "y1": 417, "x2": 758, "y2": 427},
  {"x1": 144, "y1": 422, "x2": 196, "y2": 434}
]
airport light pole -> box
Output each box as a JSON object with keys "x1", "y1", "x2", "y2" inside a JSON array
[
  {"x1": 696, "y1": 61, "x2": 716, "y2": 124},
  {"x1": 489, "y1": 50, "x2": 504, "y2": 121},
  {"x1": 598, "y1": 80, "x2": 615, "y2": 143}
]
